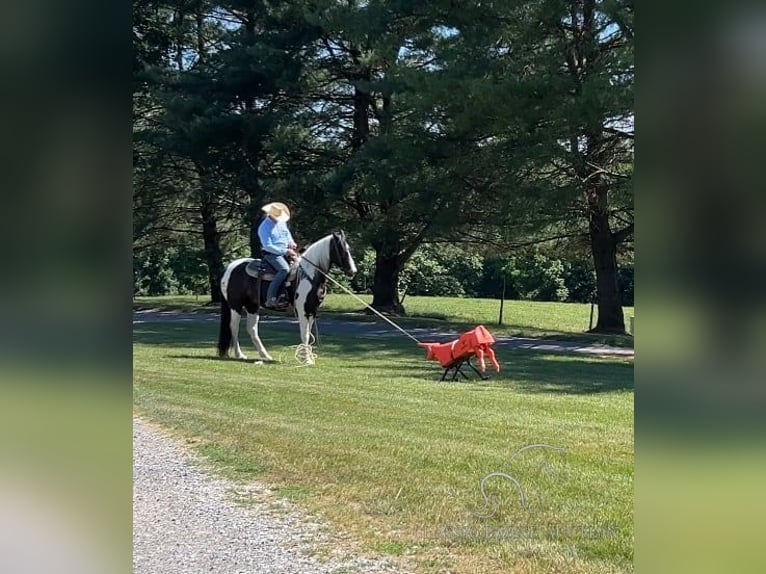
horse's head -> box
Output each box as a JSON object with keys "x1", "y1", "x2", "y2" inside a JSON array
[{"x1": 329, "y1": 230, "x2": 357, "y2": 277}]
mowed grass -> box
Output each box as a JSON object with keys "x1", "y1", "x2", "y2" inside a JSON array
[
  {"x1": 133, "y1": 294, "x2": 635, "y2": 347},
  {"x1": 133, "y1": 321, "x2": 633, "y2": 574}
]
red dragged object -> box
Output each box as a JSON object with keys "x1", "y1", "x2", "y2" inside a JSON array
[{"x1": 419, "y1": 325, "x2": 500, "y2": 381}]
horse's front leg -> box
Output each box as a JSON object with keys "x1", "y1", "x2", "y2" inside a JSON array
[
  {"x1": 294, "y1": 278, "x2": 316, "y2": 365},
  {"x1": 298, "y1": 313, "x2": 315, "y2": 365},
  {"x1": 246, "y1": 312, "x2": 273, "y2": 362}
]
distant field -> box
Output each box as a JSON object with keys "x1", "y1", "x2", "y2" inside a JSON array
[
  {"x1": 133, "y1": 294, "x2": 634, "y2": 347},
  {"x1": 324, "y1": 294, "x2": 633, "y2": 337},
  {"x1": 134, "y1": 320, "x2": 634, "y2": 574}
]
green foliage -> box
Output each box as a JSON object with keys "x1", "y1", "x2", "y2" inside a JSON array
[
  {"x1": 133, "y1": 246, "x2": 208, "y2": 296},
  {"x1": 477, "y1": 250, "x2": 629, "y2": 305},
  {"x1": 400, "y1": 244, "x2": 483, "y2": 297},
  {"x1": 564, "y1": 259, "x2": 598, "y2": 303},
  {"x1": 133, "y1": 0, "x2": 633, "y2": 318},
  {"x1": 134, "y1": 241, "x2": 630, "y2": 307},
  {"x1": 349, "y1": 250, "x2": 376, "y2": 294},
  {"x1": 478, "y1": 253, "x2": 568, "y2": 302},
  {"x1": 509, "y1": 253, "x2": 570, "y2": 302},
  {"x1": 618, "y1": 266, "x2": 634, "y2": 306},
  {"x1": 134, "y1": 250, "x2": 179, "y2": 296}
]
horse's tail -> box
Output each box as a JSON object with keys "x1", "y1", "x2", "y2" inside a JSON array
[{"x1": 217, "y1": 297, "x2": 232, "y2": 357}]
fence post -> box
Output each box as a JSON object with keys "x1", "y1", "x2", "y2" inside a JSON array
[{"x1": 498, "y1": 274, "x2": 506, "y2": 326}]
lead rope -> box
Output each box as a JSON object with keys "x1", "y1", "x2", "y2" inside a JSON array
[
  {"x1": 299, "y1": 256, "x2": 423, "y2": 347},
  {"x1": 277, "y1": 331, "x2": 318, "y2": 367}
]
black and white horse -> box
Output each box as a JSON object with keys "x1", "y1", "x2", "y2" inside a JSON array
[{"x1": 217, "y1": 231, "x2": 357, "y2": 364}]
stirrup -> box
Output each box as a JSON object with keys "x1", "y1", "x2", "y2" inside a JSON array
[{"x1": 265, "y1": 298, "x2": 288, "y2": 310}]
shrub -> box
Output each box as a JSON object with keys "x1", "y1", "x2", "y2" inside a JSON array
[{"x1": 133, "y1": 245, "x2": 208, "y2": 296}]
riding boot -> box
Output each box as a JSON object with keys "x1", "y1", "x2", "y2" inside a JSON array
[
  {"x1": 265, "y1": 296, "x2": 289, "y2": 311},
  {"x1": 276, "y1": 294, "x2": 290, "y2": 309}
]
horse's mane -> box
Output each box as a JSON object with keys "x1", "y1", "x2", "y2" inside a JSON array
[{"x1": 298, "y1": 234, "x2": 333, "y2": 276}]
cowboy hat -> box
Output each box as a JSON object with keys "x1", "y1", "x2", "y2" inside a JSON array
[{"x1": 261, "y1": 202, "x2": 290, "y2": 223}]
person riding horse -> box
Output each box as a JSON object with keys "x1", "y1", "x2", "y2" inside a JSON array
[{"x1": 257, "y1": 201, "x2": 298, "y2": 310}]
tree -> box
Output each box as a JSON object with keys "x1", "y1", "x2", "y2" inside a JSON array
[
  {"x1": 548, "y1": 0, "x2": 634, "y2": 332},
  {"x1": 293, "y1": 1, "x2": 551, "y2": 313},
  {"x1": 134, "y1": 0, "x2": 231, "y2": 302},
  {"x1": 132, "y1": 0, "x2": 633, "y2": 320},
  {"x1": 441, "y1": 0, "x2": 634, "y2": 331},
  {"x1": 133, "y1": 1, "x2": 319, "y2": 301}
]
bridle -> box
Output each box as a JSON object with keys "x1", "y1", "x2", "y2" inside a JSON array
[
  {"x1": 299, "y1": 232, "x2": 349, "y2": 279},
  {"x1": 329, "y1": 232, "x2": 348, "y2": 269}
]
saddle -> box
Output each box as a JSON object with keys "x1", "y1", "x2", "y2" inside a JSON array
[{"x1": 244, "y1": 256, "x2": 299, "y2": 285}]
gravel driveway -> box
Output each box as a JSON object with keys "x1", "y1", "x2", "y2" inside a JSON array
[{"x1": 133, "y1": 418, "x2": 408, "y2": 574}]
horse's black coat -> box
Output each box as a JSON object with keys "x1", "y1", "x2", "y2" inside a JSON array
[
  {"x1": 302, "y1": 271, "x2": 326, "y2": 319},
  {"x1": 224, "y1": 262, "x2": 298, "y2": 314}
]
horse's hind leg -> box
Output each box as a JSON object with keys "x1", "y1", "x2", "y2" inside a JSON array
[
  {"x1": 246, "y1": 312, "x2": 273, "y2": 362},
  {"x1": 230, "y1": 309, "x2": 247, "y2": 360}
]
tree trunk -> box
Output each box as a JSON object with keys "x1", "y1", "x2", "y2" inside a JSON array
[
  {"x1": 242, "y1": 4, "x2": 261, "y2": 258},
  {"x1": 589, "y1": 207, "x2": 625, "y2": 334},
  {"x1": 560, "y1": 1, "x2": 628, "y2": 334},
  {"x1": 352, "y1": 83, "x2": 370, "y2": 150},
  {"x1": 174, "y1": 8, "x2": 184, "y2": 71},
  {"x1": 249, "y1": 199, "x2": 262, "y2": 258},
  {"x1": 199, "y1": 180, "x2": 224, "y2": 303},
  {"x1": 244, "y1": 166, "x2": 263, "y2": 257},
  {"x1": 371, "y1": 250, "x2": 405, "y2": 314}
]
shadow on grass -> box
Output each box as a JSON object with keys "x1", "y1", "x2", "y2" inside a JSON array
[
  {"x1": 337, "y1": 357, "x2": 633, "y2": 394},
  {"x1": 133, "y1": 302, "x2": 634, "y2": 349},
  {"x1": 166, "y1": 354, "x2": 278, "y2": 365},
  {"x1": 133, "y1": 301, "x2": 218, "y2": 314},
  {"x1": 133, "y1": 325, "x2": 217, "y2": 348},
  {"x1": 135, "y1": 322, "x2": 633, "y2": 395},
  {"x1": 503, "y1": 353, "x2": 633, "y2": 394}
]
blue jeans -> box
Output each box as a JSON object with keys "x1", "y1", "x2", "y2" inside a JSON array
[{"x1": 263, "y1": 253, "x2": 290, "y2": 301}]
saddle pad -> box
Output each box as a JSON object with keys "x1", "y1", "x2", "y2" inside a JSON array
[{"x1": 245, "y1": 259, "x2": 275, "y2": 281}]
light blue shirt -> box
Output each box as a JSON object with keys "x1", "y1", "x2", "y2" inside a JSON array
[{"x1": 258, "y1": 217, "x2": 294, "y2": 256}]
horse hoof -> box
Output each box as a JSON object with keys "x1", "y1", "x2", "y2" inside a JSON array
[{"x1": 236, "y1": 353, "x2": 247, "y2": 360}]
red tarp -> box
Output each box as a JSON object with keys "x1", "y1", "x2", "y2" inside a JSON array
[{"x1": 419, "y1": 325, "x2": 500, "y2": 373}]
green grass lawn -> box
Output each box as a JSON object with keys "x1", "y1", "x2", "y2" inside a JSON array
[
  {"x1": 133, "y1": 294, "x2": 635, "y2": 347},
  {"x1": 133, "y1": 320, "x2": 633, "y2": 574}
]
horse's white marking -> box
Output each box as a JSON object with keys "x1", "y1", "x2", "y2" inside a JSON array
[
  {"x1": 298, "y1": 236, "x2": 331, "y2": 280},
  {"x1": 246, "y1": 312, "x2": 273, "y2": 361},
  {"x1": 300, "y1": 316, "x2": 315, "y2": 365},
  {"x1": 294, "y1": 278, "x2": 315, "y2": 363},
  {"x1": 220, "y1": 257, "x2": 253, "y2": 302}
]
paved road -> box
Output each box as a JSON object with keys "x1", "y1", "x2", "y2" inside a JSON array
[{"x1": 133, "y1": 310, "x2": 633, "y2": 358}]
